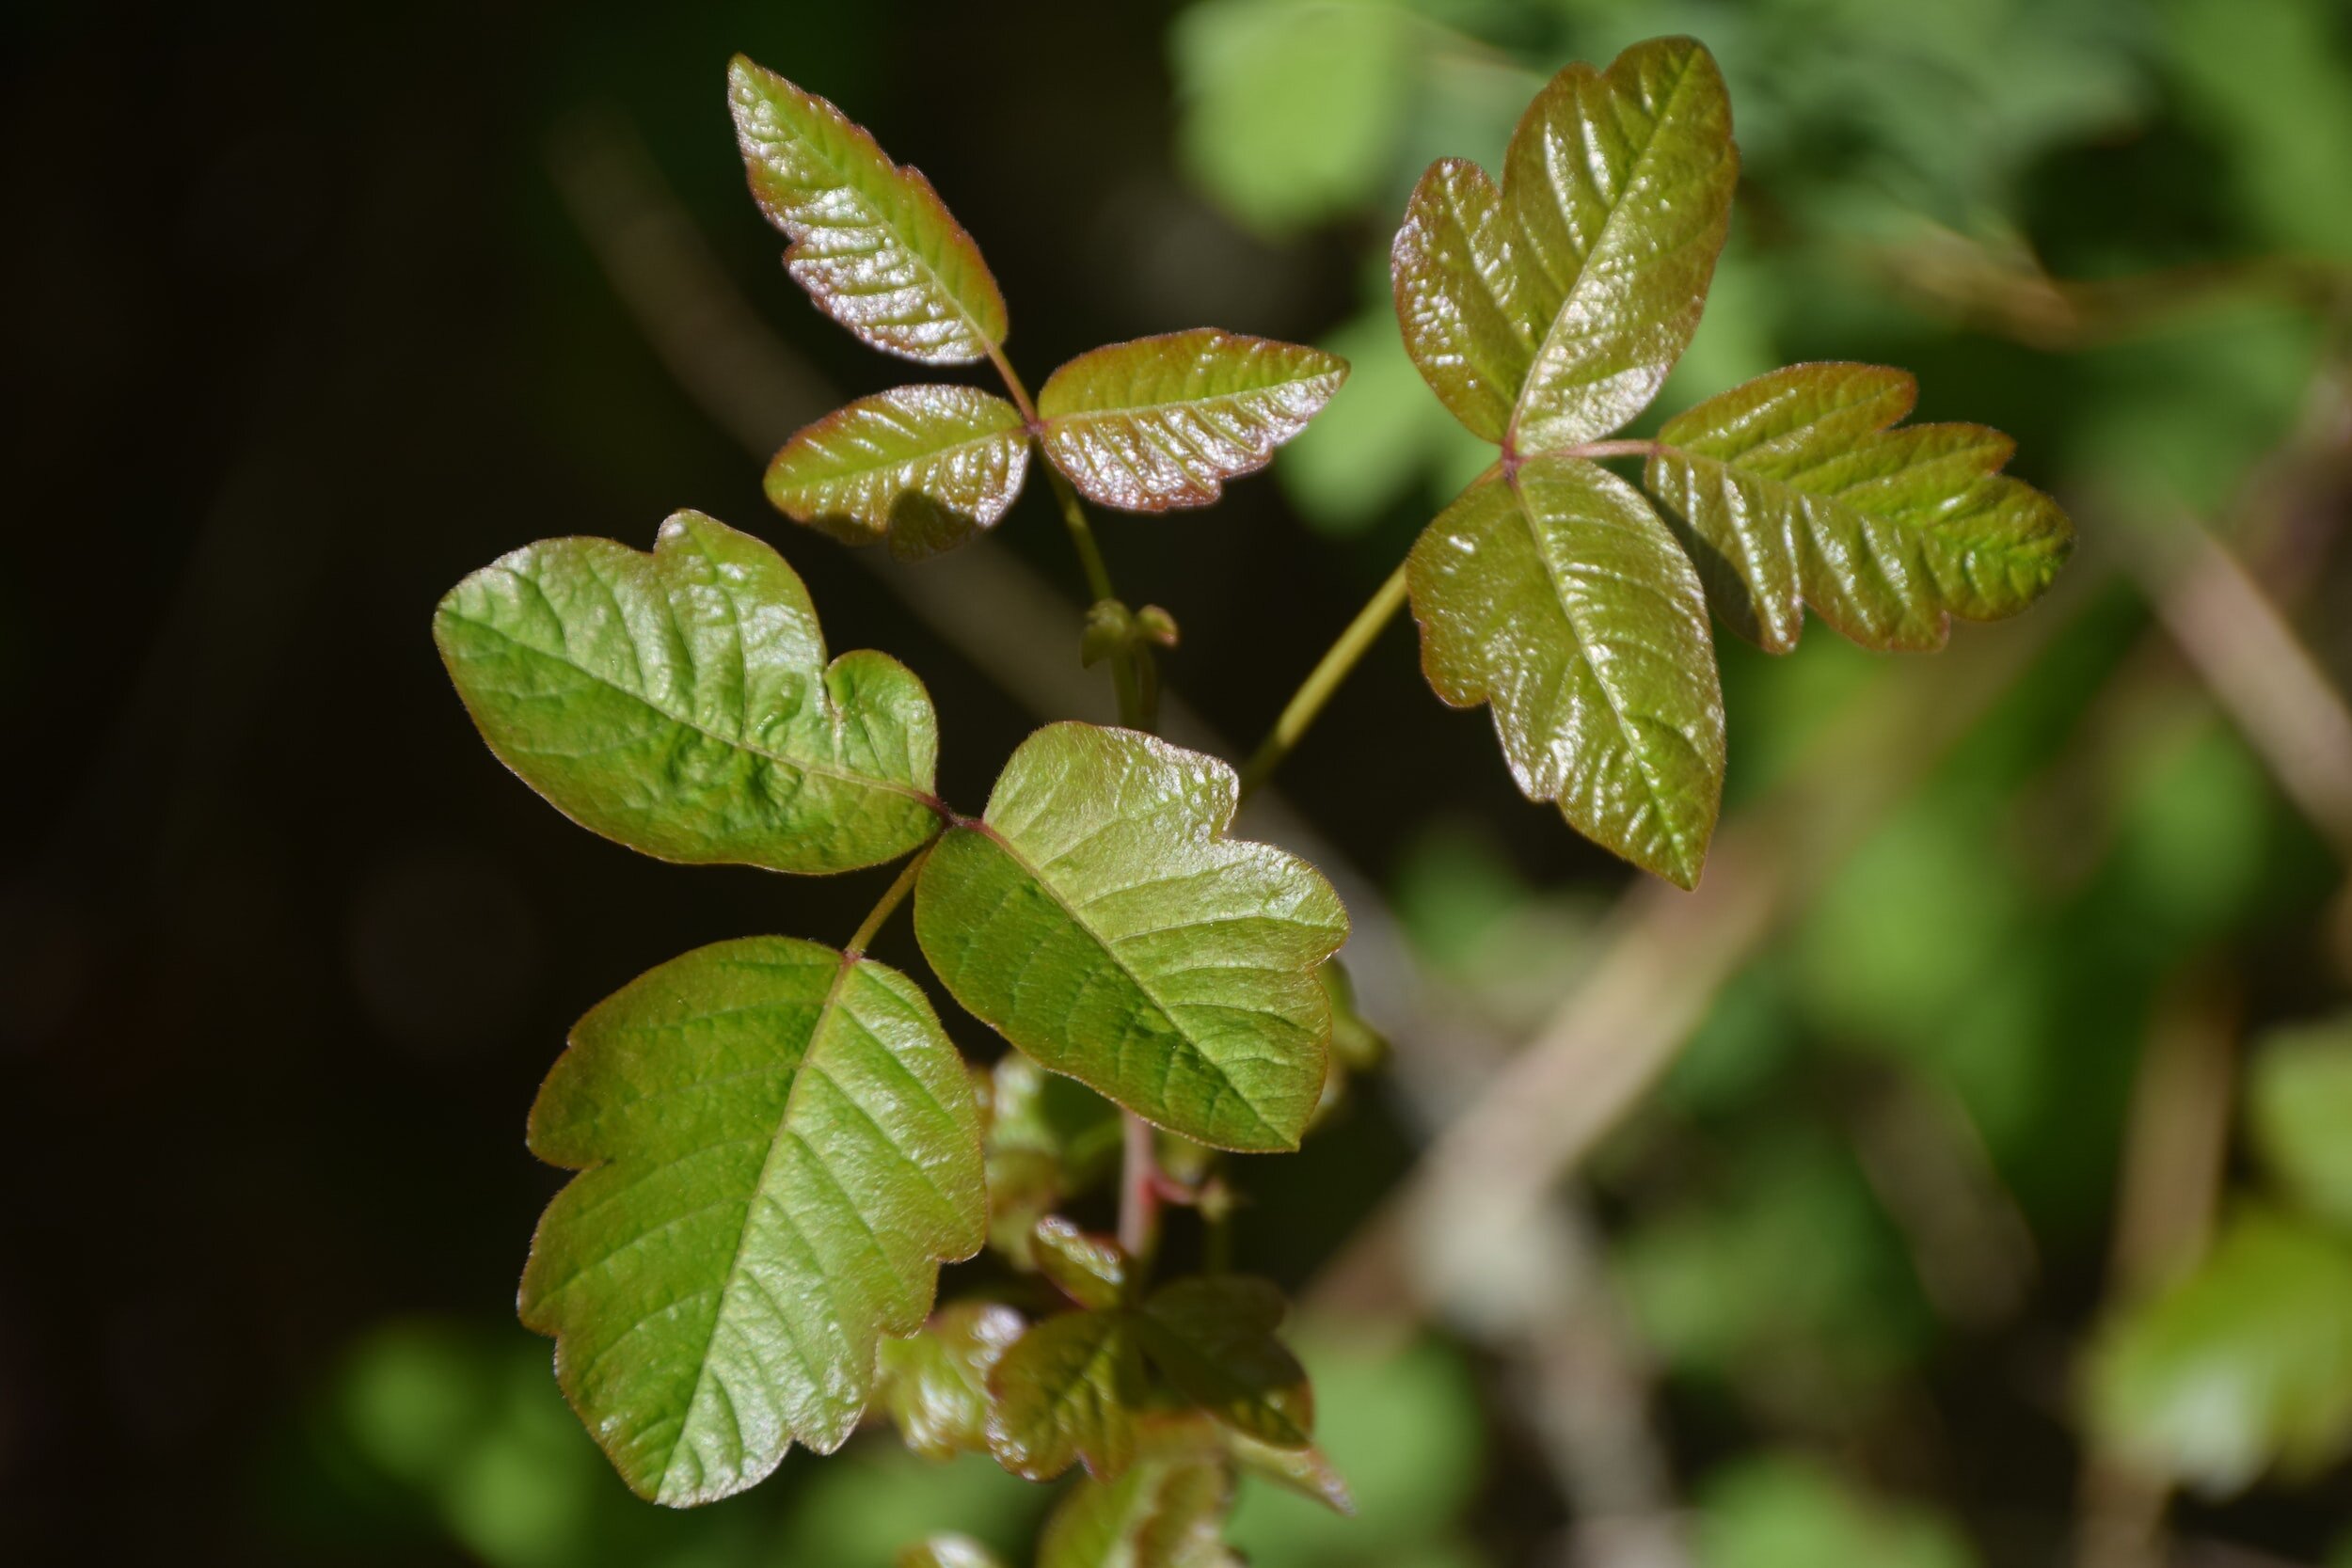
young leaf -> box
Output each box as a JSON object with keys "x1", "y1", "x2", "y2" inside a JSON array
[
  {"x1": 435, "y1": 511, "x2": 942, "y2": 874},
  {"x1": 987, "y1": 1309, "x2": 1151, "y2": 1481},
  {"x1": 729, "y1": 55, "x2": 1009, "y2": 363},
  {"x1": 899, "y1": 1537, "x2": 1009, "y2": 1568},
  {"x1": 1408, "y1": 458, "x2": 1724, "y2": 888},
  {"x1": 983, "y1": 1055, "x2": 1124, "y2": 1265},
  {"x1": 1039, "y1": 1439, "x2": 1238, "y2": 1568},
  {"x1": 1226, "y1": 1428, "x2": 1355, "y2": 1515},
  {"x1": 1035, "y1": 1218, "x2": 1134, "y2": 1312},
  {"x1": 1503, "y1": 37, "x2": 1737, "y2": 451},
  {"x1": 880, "y1": 1301, "x2": 1026, "y2": 1462},
  {"x1": 1134, "y1": 1276, "x2": 1313, "y2": 1449},
  {"x1": 2086, "y1": 1207, "x2": 2352, "y2": 1495},
  {"x1": 914, "y1": 723, "x2": 1350, "y2": 1151},
  {"x1": 1037, "y1": 329, "x2": 1348, "y2": 511},
  {"x1": 1391, "y1": 39, "x2": 1736, "y2": 451},
  {"x1": 766, "y1": 387, "x2": 1031, "y2": 562},
  {"x1": 1645, "y1": 362, "x2": 2074, "y2": 652},
  {"x1": 518, "y1": 938, "x2": 987, "y2": 1506}
]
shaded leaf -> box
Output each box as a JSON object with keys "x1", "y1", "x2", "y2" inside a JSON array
[
  {"x1": 1317, "y1": 960, "x2": 1387, "y2": 1074},
  {"x1": 1036, "y1": 1218, "x2": 1134, "y2": 1312},
  {"x1": 728, "y1": 55, "x2": 1009, "y2": 363},
  {"x1": 1136, "y1": 1277, "x2": 1313, "y2": 1449},
  {"x1": 2086, "y1": 1207, "x2": 2352, "y2": 1495},
  {"x1": 1390, "y1": 39, "x2": 1735, "y2": 451},
  {"x1": 1408, "y1": 458, "x2": 1724, "y2": 888},
  {"x1": 766, "y1": 387, "x2": 1030, "y2": 562},
  {"x1": 881, "y1": 1302, "x2": 1026, "y2": 1462},
  {"x1": 1226, "y1": 1428, "x2": 1354, "y2": 1516},
  {"x1": 1697, "y1": 1454, "x2": 1978, "y2": 1568},
  {"x1": 981, "y1": 1055, "x2": 1123, "y2": 1267},
  {"x1": 915, "y1": 723, "x2": 1349, "y2": 1151},
  {"x1": 1646, "y1": 362, "x2": 2074, "y2": 652},
  {"x1": 2249, "y1": 1015, "x2": 2352, "y2": 1234},
  {"x1": 1504, "y1": 37, "x2": 1738, "y2": 451},
  {"x1": 1040, "y1": 1436, "x2": 1238, "y2": 1568},
  {"x1": 435, "y1": 511, "x2": 942, "y2": 874},
  {"x1": 519, "y1": 938, "x2": 987, "y2": 1505},
  {"x1": 1037, "y1": 330, "x2": 1347, "y2": 511},
  {"x1": 899, "y1": 1536, "x2": 1010, "y2": 1568},
  {"x1": 987, "y1": 1309, "x2": 1151, "y2": 1481}
]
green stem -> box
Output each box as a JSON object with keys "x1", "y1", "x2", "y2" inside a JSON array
[
  {"x1": 1237, "y1": 562, "x2": 1411, "y2": 804},
  {"x1": 844, "y1": 840, "x2": 935, "y2": 957}
]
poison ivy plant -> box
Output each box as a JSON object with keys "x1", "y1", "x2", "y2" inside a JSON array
[{"x1": 435, "y1": 31, "x2": 2074, "y2": 1560}]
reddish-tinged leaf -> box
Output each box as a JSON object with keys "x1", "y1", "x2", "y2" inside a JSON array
[
  {"x1": 728, "y1": 55, "x2": 1009, "y2": 363},
  {"x1": 1646, "y1": 362, "x2": 2074, "y2": 652},
  {"x1": 766, "y1": 386, "x2": 1030, "y2": 562},
  {"x1": 1039, "y1": 1436, "x2": 1237, "y2": 1568},
  {"x1": 1037, "y1": 329, "x2": 1347, "y2": 511},
  {"x1": 1409, "y1": 457, "x2": 1724, "y2": 887},
  {"x1": 1034, "y1": 1218, "x2": 1132, "y2": 1312},
  {"x1": 1391, "y1": 157, "x2": 1541, "y2": 444},
  {"x1": 880, "y1": 1301, "x2": 1026, "y2": 1462},
  {"x1": 1135, "y1": 1276, "x2": 1313, "y2": 1449},
  {"x1": 986, "y1": 1310, "x2": 1150, "y2": 1481}
]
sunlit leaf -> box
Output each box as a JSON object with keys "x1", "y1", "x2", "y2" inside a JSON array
[
  {"x1": 2249, "y1": 1015, "x2": 2352, "y2": 1234},
  {"x1": 882, "y1": 1302, "x2": 1027, "y2": 1462},
  {"x1": 767, "y1": 387, "x2": 1030, "y2": 562},
  {"x1": 1390, "y1": 38, "x2": 1736, "y2": 451},
  {"x1": 899, "y1": 1535, "x2": 1010, "y2": 1568},
  {"x1": 1408, "y1": 458, "x2": 1724, "y2": 887},
  {"x1": 1037, "y1": 330, "x2": 1347, "y2": 511},
  {"x1": 987, "y1": 1309, "x2": 1151, "y2": 1481},
  {"x1": 729, "y1": 55, "x2": 1009, "y2": 363},
  {"x1": 1039, "y1": 1433, "x2": 1238, "y2": 1568},
  {"x1": 435, "y1": 511, "x2": 942, "y2": 874},
  {"x1": 2086, "y1": 1207, "x2": 2352, "y2": 1495},
  {"x1": 1035, "y1": 1219, "x2": 1134, "y2": 1313},
  {"x1": 915, "y1": 723, "x2": 1349, "y2": 1151},
  {"x1": 1646, "y1": 363, "x2": 2073, "y2": 652},
  {"x1": 1134, "y1": 1277, "x2": 1313, "y2": 1449},
  {"x1": 519, "y1": 938, "x2": 987, "y2": 1505}
]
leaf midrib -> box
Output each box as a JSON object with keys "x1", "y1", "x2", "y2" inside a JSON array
[
  {"x1": 441, "y1": 601, "x2": 940, "y2": 813},
  {"x1": 786, "y1": 420, "x2": 1025, "y2": 495},
  {"x1": 960, "y1": 821, "x2": 1285, "y2": 1147},
  {"x1": 1504, "y1": 46, "x2": 1708, "y2": 449},
  {"x1": 1041, "y1": 367, "x2": 1339, "y2": 430}
]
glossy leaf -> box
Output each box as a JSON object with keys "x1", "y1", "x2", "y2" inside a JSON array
[
  {"x1": 1390, "y1": 39, "x2": 1735, "y2": 451},
  {"x1": 1409, "y1": 458, "x2": 1724, "y2": 888},
  {"x1": 518, "y1": 938, "x2": 987, "y2": 1505},
  {"x1": 1226, "y1": 1428, "x2": 1354, "y2": 1515},
  {"x1": 1040, "y1": 1437, "x2": 1238, "y2": 1568},
  {"x1": 766, "y1": 387, "x2": 1030, "y2": 562},
  {"x1": 728, "y1": 55, "x2": 1009, "y2": 363},
  {"x1": 1646, "y1": 362, "x2": 2074, "y2": 652},
  {"x1": 915, "y1": 723, "x2": 1349, "y2": 1151},
  {"x1": 880, "y1": 1301, "x2": 1026, "y2": 1462},
  {"x1": 2249, "y1": 1016, "x2": 2352, "y2": 1233},
  {"x1": 1035, "y1": 1218, "x2": 1134, "y2": 1312},
  {"x1": 986, "y1": 1309, "x2": 1151, "y2": 1481},
  {"x1": 1037, "y1": 330, "x2": 1347, "y2": 511},
  {"x1": 435, "y1": 511, "x2": 941, "y2": 874},
  {"x1": 899, "y1": 1537, "x2": 1009, "y2": 1568},
  {"x1": 2087, "y1": 1207, "x2": 2352, "y2": 1495},
  {"x1": 1504, "y1": 37, "x2": 1738, "y2": 451},
  {"x1": 1135, "y1": 1276, "x2": 1313, "y2": 1449}
]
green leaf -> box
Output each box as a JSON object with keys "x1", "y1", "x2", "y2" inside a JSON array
[
  {"x1": 1225, "y1": 1428, "x2": 1353, "y2": 1516},
  {"x1": 1037, "y1": 330, "x2": 1348, "y2": 512},
  {"x1": 915, "y1": 723, "x2": 1349, "y2": 1151},
  {"x1": 1645, "y1": 363, "x2": 2074, "y2": 653},
  {"x1": 2249, "y1": 1016, "x2": 2352, "y2": 1234},
  {"x1": 981, "y1": 1055, "x2": 1123, "y2": 1267},
  {"x1": 1036, "y1": 1218, "x2": 1134, "y2": 1312},
  {"x1": 1135, "y1": 1277, "x2": 1313, "y2": 1449},
  {"x1": 728, "y1": 55, "x2": 1009, "y2": 363},
  {"x1": 2086, "y1": 1207, "x2": 2352, "y2": 1495},
  {"x1": 1391, "y1": 38, "x2": 1736, "y2": 451},
  {"x1": 518, "y1": 937, "x2": 988, "y2": 1506},
  {"x1": 881, "y1": 1302, "x2": 1026, "y2": 1462},
  {"x1": 986, "y1": 1309, "x2": 1151, "y2": 1481},
  {"x1": 1039, "y1": 1434, "x2": 1238, "y2": 1568},
  {"x1": 1317, "y1": 960, "x2": 1387, "y2": 1075},
  {"x1": 1408, "y1": 458, "x2": 1724, "y2": 888},
  {"x1": 766, "y1": 387, "x2": 1031, "y2": 562},
  {"x1": 899, "y1": 1536, "x2": 1010, "y2": 1568},
  {"x1": 435, "y1": 511, "x2": 942, "y2": 874}
]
